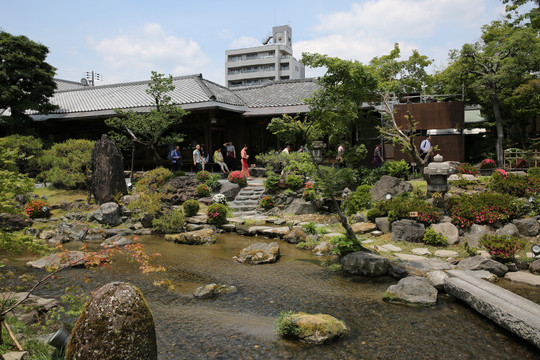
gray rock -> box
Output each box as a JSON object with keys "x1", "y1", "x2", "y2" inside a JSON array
[
  {"x1": 430, "y1": 223, "x2": 459, "y2": 245},
  {"x1": 193, "y1": 283, "x2": 238, "y2": 299},
  {"x1": 249, "y1": 167, "x2": 267, "y2": 178},
  {"x1": 93, "y1": 202, "x2": 122, "y2": 226},
  {"x1": 505, "y1": 271, "x2": 540, "y2": 287},
  {"x1": 463, "y1": 224, "x2": 493, "y2": 248},
  {"x1": 66, "y1": 282, "x2": 157, "y2": 360},
  {"x1": 341, "y1": 251, "x2": 390, "y2": 277},
  {"x1": 383, "y1": 276, "x2": 438, "y2": 306},
  {"x1": 392, "y1": 256, "x2": 452, "y2": 277},
  {"x1": 391, "y1": 219, "x2": 425, "y2": 242},
  {"x1": 91, "y1": 134, "x2": 128, "y2": 205},
  {"x1": 352, "y1": 212, "x2": 368, "y2": 223},
  {"x1": 281, "y1": 313, "x2": 348, "y2": 345},
  {"x1": 427, "y1": 270, "x2": 448, "y2": 290},
  {"x1": 496, "y1": 223, "x2": 520, "y2": 237},
  {"x1": 0, "y1": 212, "x2": 33, "y2": 231},
  {"x1": 530, "y1": 259, "x2": 540, "y2": 275},
  {"x1": 370, "y1": 175, "x2": 413, "y2": 202},
  {"x1": 2, "y1": 352, "x2": 29, "y2": 360},
  {"x1": 233, "y1": 242, "x2": 280, "y2": 264},
  {"x1": 139, "y1": 213, "x2": 154, "y2": 228},
  {"x1": 434, "y1": 250, "x2": 459, "y2": 258},
  {"x1": 312, "y1": 241, "x2": 335, "y2": 256},
  {"x1": 101, "y1": 234, "x2": 133, "y2": 248},
  {"x1": 165, "y1": 229, "x2": 215, "y2": 245},
  {"x1": 512, "y1": 218, "x2": 540, "y2": 236},
  {"x1": 283, "y1": 198, "x2": 318, "y2": 215},
  {"x1": 457, "y1": 256, "x2": 508, "y2": 277},
  {"x1": 465, "y1": 270, "x2": 498, "y2": 282},
  {"x1": 219, "y1": 182, "x2": 241, "y2": 201},
  {"x1": 26, "y1": 251, "x2": 105, "y2": 269},
  {"x1": 375, "y1": 217, "x2": 390, "y2": 233}
]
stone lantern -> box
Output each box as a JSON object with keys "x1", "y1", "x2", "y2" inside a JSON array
[
  {"x1": 312, "y1": 141, "x2": 326, "y2": 163},
  {"x1": 424, "y1": 154, "x2": 451, "y2": 210}
]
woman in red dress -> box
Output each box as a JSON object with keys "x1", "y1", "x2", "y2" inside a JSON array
[{"x1": 241, "y1": 144, "x2": 251, "y2": 180}]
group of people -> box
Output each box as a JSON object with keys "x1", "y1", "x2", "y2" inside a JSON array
[
  {"x1": 275, "y1": 145, "x2": 307, "y2": 155},
  {"x1": 170, "y1": 141, "x2": 251, "y2": 180}
]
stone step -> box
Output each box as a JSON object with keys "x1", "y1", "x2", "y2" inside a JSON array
[
  {"x1": 235, "y1": 195, "x2": 261, "y2": 201},
  {"x1": 230, "y1": 205, "x2": 258, "y2": 212},
  {"x1": 231, "y1": 200, "x2": 258, "y2": 206},
  {"x1": 233, "y1": 210, "x2": 259, "y2": 217},
  {"x1": 445, "y1": 270, "x2": 540, "y2": 349}
]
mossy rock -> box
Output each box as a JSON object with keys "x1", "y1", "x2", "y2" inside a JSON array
[
  {"x1": 164, "y1": 228, "x2": 215, "y2": 245},
  {"x1": 65, "y1": 282, "x2": 157, "y2": 360},
  {"x1": 277, "y1": 312, "x2": 348, "y2": 344}
]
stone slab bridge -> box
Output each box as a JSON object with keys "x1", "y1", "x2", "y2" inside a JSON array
[{"x1": 445, "y1": 270, "x2": 540, "y2": 349}]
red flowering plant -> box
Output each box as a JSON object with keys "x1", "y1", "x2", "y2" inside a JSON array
[
  {"x1": 195, "y1": 184, "x2": 210, "y2": 197},
  {"x1": 479, "y1": 234, "x2": 525, "y2": 261},
  {"x1": 455, "y1": 163, "x2": 478, "y2": 175},
  {"x1": 446, "y1": 192, "x2": 519, "y2": 228},
  {"x1": 494, "y1": 168, "x2": 507, "y2": 178},
  {"x1": 25, "y1": 199, "x2": 51, "y2": 219},
  {"x1": 514, "y1": 158, "x2": 528, "y2": 169},
  {"x1": 489, "y1": 170, "x2": 540, "y2": 197},
  {"x1": 302, "y1": 182, "x2": 318, "y2": 201},
  {"x1": 480, "y1": 159, "x2": 496, "y2": 169},
  {"x1": 228, "y1": 171, "x2": 248, "y2": 187},
  {"x1": 195, "y1": 170, "x2": 210, "y2": 182},
  {"x1": 260, "y1": 196, "x2": 274, "y2": 210},
  {"x1": 206, "y1": 203, "x2": 227, "y2": 225}
]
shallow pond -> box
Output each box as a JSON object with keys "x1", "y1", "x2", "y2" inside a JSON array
[{"x1": 12, "y1": 233, "x2": 540, "y2": 359}]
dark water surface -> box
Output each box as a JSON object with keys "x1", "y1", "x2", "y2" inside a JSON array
[{"x1": 13, "y1": 234, "x2": 540, "y2": 359}]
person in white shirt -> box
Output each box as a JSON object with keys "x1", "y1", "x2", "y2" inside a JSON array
[{"x1": 420, "y1": 135, "x2": 432, "y2": 162}]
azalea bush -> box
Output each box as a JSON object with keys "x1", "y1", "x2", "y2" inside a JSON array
[
  {"x1": 302, "y1": 182, "x2": 318, "y2": 201},
  {"x1": 479, "y1": 234, "x2": 525, "y2": 261},
  {"x1": 446, "y1": 192, "x2": 519, "y2": 228},
  {"x1": 228, "y1": 171, "x2": 247, "y2": 187},
  {"x1": 514, "y1": 158, "x2": 528, "y2": 169},
  {"x1": 480, "y1": 158, "x2": 496, "y2": 169},
  {"x1": 488, "y1": 171, "x2": 540, "y2": 197},
  {"x1": 367, "y1": 198, "x2": 440, "y2": 225},
  {"x1": 196, "y1": 184, "x2": 211, "y2": 197},
  {"x1": 260, "y1": 196, "x2": 274, "y2": 210},
  {"x1": 195, "y1": 170, "x2": 210, "y2": 182},
  {"x1": 206, "y1": 203, "x2": 227, "y2": 225},
  {"x1": 455, "y1": 163, "x2": 478, "y2": 176},
  {"x1": 25, "y1": 199, "x2": 51, "y2": 219},
  {"x1": 183, "y1": 199, "x2": 199, "y2": 217},
  {"x1": 212, "y1": 194, "x2": 227, "y2": 205}
]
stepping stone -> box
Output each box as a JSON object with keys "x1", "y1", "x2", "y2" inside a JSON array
[
  {"x1": 351, "y1": 222, "x2": 377, "y2": 234},
  {"x1": 434, "y1": 250, "x2": 459, "y2": 258},
  {"x1": 362, "y1": 239, "x2": 374, "y2": 244},
  {"x1": 412, "y1": 248, "x2": 432, "y2": 256},
  {"x1": 381, "y1": 244, "x2": 402, "y2": 252},
  {"x1": 394, "y1": 253, "x2": 426, "y2": 261},
  {"x1": 505, "y1": 271, "x2": 540, "y2": 287}
]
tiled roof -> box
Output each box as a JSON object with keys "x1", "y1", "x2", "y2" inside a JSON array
[
  {"x1": 54, "y1": 79, "x2": 86, "y2": 92},
  {"x1": 232, "y1": 78, "x2": 320, "y2": 107}
]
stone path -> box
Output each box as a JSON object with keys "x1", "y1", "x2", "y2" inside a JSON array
[
  {"x1": 445, "y1": 270, "x2": 540, "y2": 349},
  {"x1": 229, "y1": 183, "x2": 265, "y2": 219}
]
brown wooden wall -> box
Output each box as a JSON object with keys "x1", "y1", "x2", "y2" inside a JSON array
[
  {"x1": 385, "y1": 134, "x2": 464, "y2": 163},
  {"x1": 394, "y1": 102, "x2": 464, "y2": 130}
]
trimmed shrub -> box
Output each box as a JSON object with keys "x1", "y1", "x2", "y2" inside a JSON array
[
  {"x1": 206, "y1": 203, "x2": 227, "y2": 225},
  {"x1": 196, "y1": 170, "x2": 211, "y2": 182},
  {"x1": 342, "y1": 185, "x2": 372, "y2": 216},
  {"x1": 514, "y1": 158, "x2": 528, "y2": 169},
  {"x1": 136, "y1": 167, "x2": 173, "y2": 193},
  {"x1": 480, "y1": 159, "x2": 496, "y2": 169},
  {"x1": 456, "y1": 163, "x2": 478, "y2": 176},
  {"x1": 380, "y1": 160, "x2": 410, "y2": 180},
  {"x1": 274, "y1": 311, "x2": 299, "y2": 337},
  {"x1": 183, "y1": 199, "x2": 200, "y2": 217},
  {"x1": 228, "y1": 171, "x2": 247, "y2": 187},
  {"x1": 367, "y1": 198, "x2": 440, "y2": 225},
  {"x1": 329, "y1": 235, "x2": 366, "y2": 255},
  {"x1": 152, "y1": 209, "x2": 185, "y2": 233},
  {"x1": 25, "y1": 199, "x2": 51, "y2": 219},
  {"x1": 446, "y1": 192, "x2": 520, "y2": 228},
  {"x1": 260, "y1": 196, "x2": 274, "y2": 209},
  {"x1": 285, "y1": 173, "x2": 303, "y2": 190},
  {"x1": 479, "y1": 234, "x2": 525, "y2": 261},
  {"x1": 423, "y1": 227, "x2": 447, "y2": 246},
  {"x1": 196, "y1": 184, "x2": 211, "y2": 197},
  {"x1": 212, "y1": 194, "x2": 227, "y2": 205},
  {"x1": 488, "y1": 171, "x2": 540, "y2": 198},
  {"x1": 264, "y1": 173, "x2": 280, "y2": 194}
]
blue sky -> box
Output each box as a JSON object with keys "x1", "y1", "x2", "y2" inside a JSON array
[{"x1": 2, "y1": 0, "x2": 514, "y2": 86}]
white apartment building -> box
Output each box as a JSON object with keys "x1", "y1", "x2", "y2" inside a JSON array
[{"x1": 225, "y1": 25, "x2": 305, "y2": 88}]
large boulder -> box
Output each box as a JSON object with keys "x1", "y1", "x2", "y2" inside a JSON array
[
  {"x1": 50, "y1": 222, "x2": 88, "y2": 243},
  {"x1": 278, "y1": 312, "x2": 348, "y2": 345},
  {"x1": 341, "y1": 251, "x2": 390, "y2": 276},
  {"x1": 26, "y1": 251, "x2": 106, "y2": 269},
  {"x1": 283, "y1": 198, "x2": 318, "y2": 215},
  {"x1": 512, "y1": 218, "x2": 540, "y2": 236},
  {"x1": 495, "y1": 223, "x2": 520, "y2": 237},
  {"x1": 164, "y1": 176, "x2": 199, "y2": 204},
  {"x1": 66, "y1": 282, "x2": 157, "y2": 360},
  {"x1": 351, "y1": 222, "x2": 377, "y2": 234},
  {"x1": 283, "y1": 227, "x2": 308, "y2": 244},
  {"x1": 218, "y1": 182, "x2": 241, "y2": 201},
  {"x1": 370, "y1": 175, "x2": 413, "y2": 202},
  {"x1": 391, "y1": 219, "x2": 425, "y2": 242},
  {"x1": 91, "y1": 134, "x2": 127, "y2": 205},
  {"x1": 462, "y1": 224, "x2": 493, "y2": 248},
  {"x1": 165, "y1": 229, "x2": 215, "y2": 245},
  {"x1": 0, "y1": 213, "x2": 33, "y2": 231},
  {"x1": 457, "y1": 256, "x2": 508, "y2": 277},
  {"x1": 383, "y1": 276, "x2": 438, "y2": 306},
  {"x1": 430, "y1": 223, "x2": 459, "y2": 245},
  {"x1": 93, "y1": 202, "x2": 122, "y2": 226},
  {"x1": 529, "y1": 259, "x2": 540, "y2": 275},
  {"x1": 233, "y1": 242, "x2": 280, "y2": 264},
  {"x1": 375, "y1": 217, "x2": 390, "y2": 234}
]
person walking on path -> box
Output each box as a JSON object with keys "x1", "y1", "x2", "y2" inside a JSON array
[
  {"x1": 193, "y1": 144, "x2": 204, "y2": 172},
  {"x1": 373, "y1": 144, "x2": 384, "y2": 168},
  {"x1": 420, "y1": 135, "x2": 432, "y2": 163},
  {"x1": 224, "y1": 141, "x2": 236, "y2": 171},
  {"x1": 213, "y1": 147, "x2": 229, "y2": 173},
  {"x1": 241, "y1": 144, "x2": 251, "y2": 180},
  {"x1": 170, "y1": 145, "x2": 182, "y2": 172}
]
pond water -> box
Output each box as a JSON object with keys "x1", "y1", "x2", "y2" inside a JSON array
[{"x1": 13, "y1": 233, "x2": 540, "y2": 359}]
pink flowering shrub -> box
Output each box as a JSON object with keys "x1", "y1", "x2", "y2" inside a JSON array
[
  {"x1": 480, "y1": 234, "x2": 525, "y2": 261},
  {"x1": 489, "y1": 170, "x2": 540, "y2": 197},
  {"x1": 196, "y1": 170, "x2": 210, "y2": 182},
  {"x1": 446, "y1": 192, "x2": 519, "y2": 228},
  {"x1": 206, "y1": 203, "x2": 227, "y2": 225},
  {"x1": 366, "y1": 198, "x2": 440, "y2": 225},
  {"x1": 514, "y1": 158, "x2": 528, "y2": 169},
  {"x1": 228, "y1": 171, "x2": 247, "y2": 187},
  {"x1": 456, "y1": 163, "x2": 478, "y2": 175},
  {"x1": 480, "y1": 159, "x2": 496, "y2": 169},
  {"x1": 25, "y1": 199, "x2": 51, "y2": 219}
]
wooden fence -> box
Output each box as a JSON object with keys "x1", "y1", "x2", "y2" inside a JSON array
[{"x1": 504, "y1": 150, "x2": 540, "y2": 170}]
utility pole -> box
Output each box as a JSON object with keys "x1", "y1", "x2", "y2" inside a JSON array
[{"x1": 85, "y1": 71, "x2": 102, "y2": 86}]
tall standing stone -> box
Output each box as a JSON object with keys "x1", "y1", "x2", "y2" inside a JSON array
[
  {"x1": 91, "y1": 134, "x2": 127, "y2": 205},
  {"x1": 65, "y1": 282, "x2": 157, "y2": 360}
]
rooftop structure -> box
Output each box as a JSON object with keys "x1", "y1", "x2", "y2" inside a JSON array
[{"x1": 225, "y1": 25, "x2": 305, "y2": 88}]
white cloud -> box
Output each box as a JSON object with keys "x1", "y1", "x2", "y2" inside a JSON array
[
  {"x1": 229, "y1": 36, "x2": 261, "y2": 50},
  {"x1": 90, "y1": 23, "x2": 210, "y2": 80}
]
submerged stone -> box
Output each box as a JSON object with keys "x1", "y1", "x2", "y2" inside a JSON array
[
  {"x1": 65, "y1": 282, "x2": 157, "y2": 360},
  {"x1": 233, "y1": 242, "x2": 280, "y2": 264},
  {"x1": 278, "y1": 312, "x2": 348, "y2": 345},
  {"x1": 165, "y1": 229, "x2": 215, "y2": 245},
  {"x1": 383, "y1": 276, "x2": 438, "y2": 306}
]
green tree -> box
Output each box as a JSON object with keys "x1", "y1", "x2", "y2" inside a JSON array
[
  {"x1": 0, "y1": 31, "x2": 57, "y2": 130},
  {"x1": 0, "y1": 134, "x2": 43, "y2": 175},
  {"x1": 105, "y1": 71, "x2": 188, "y2": 165},
  {"x1": 437, "y1": 20, "x2": 540, "y2": 166}
]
